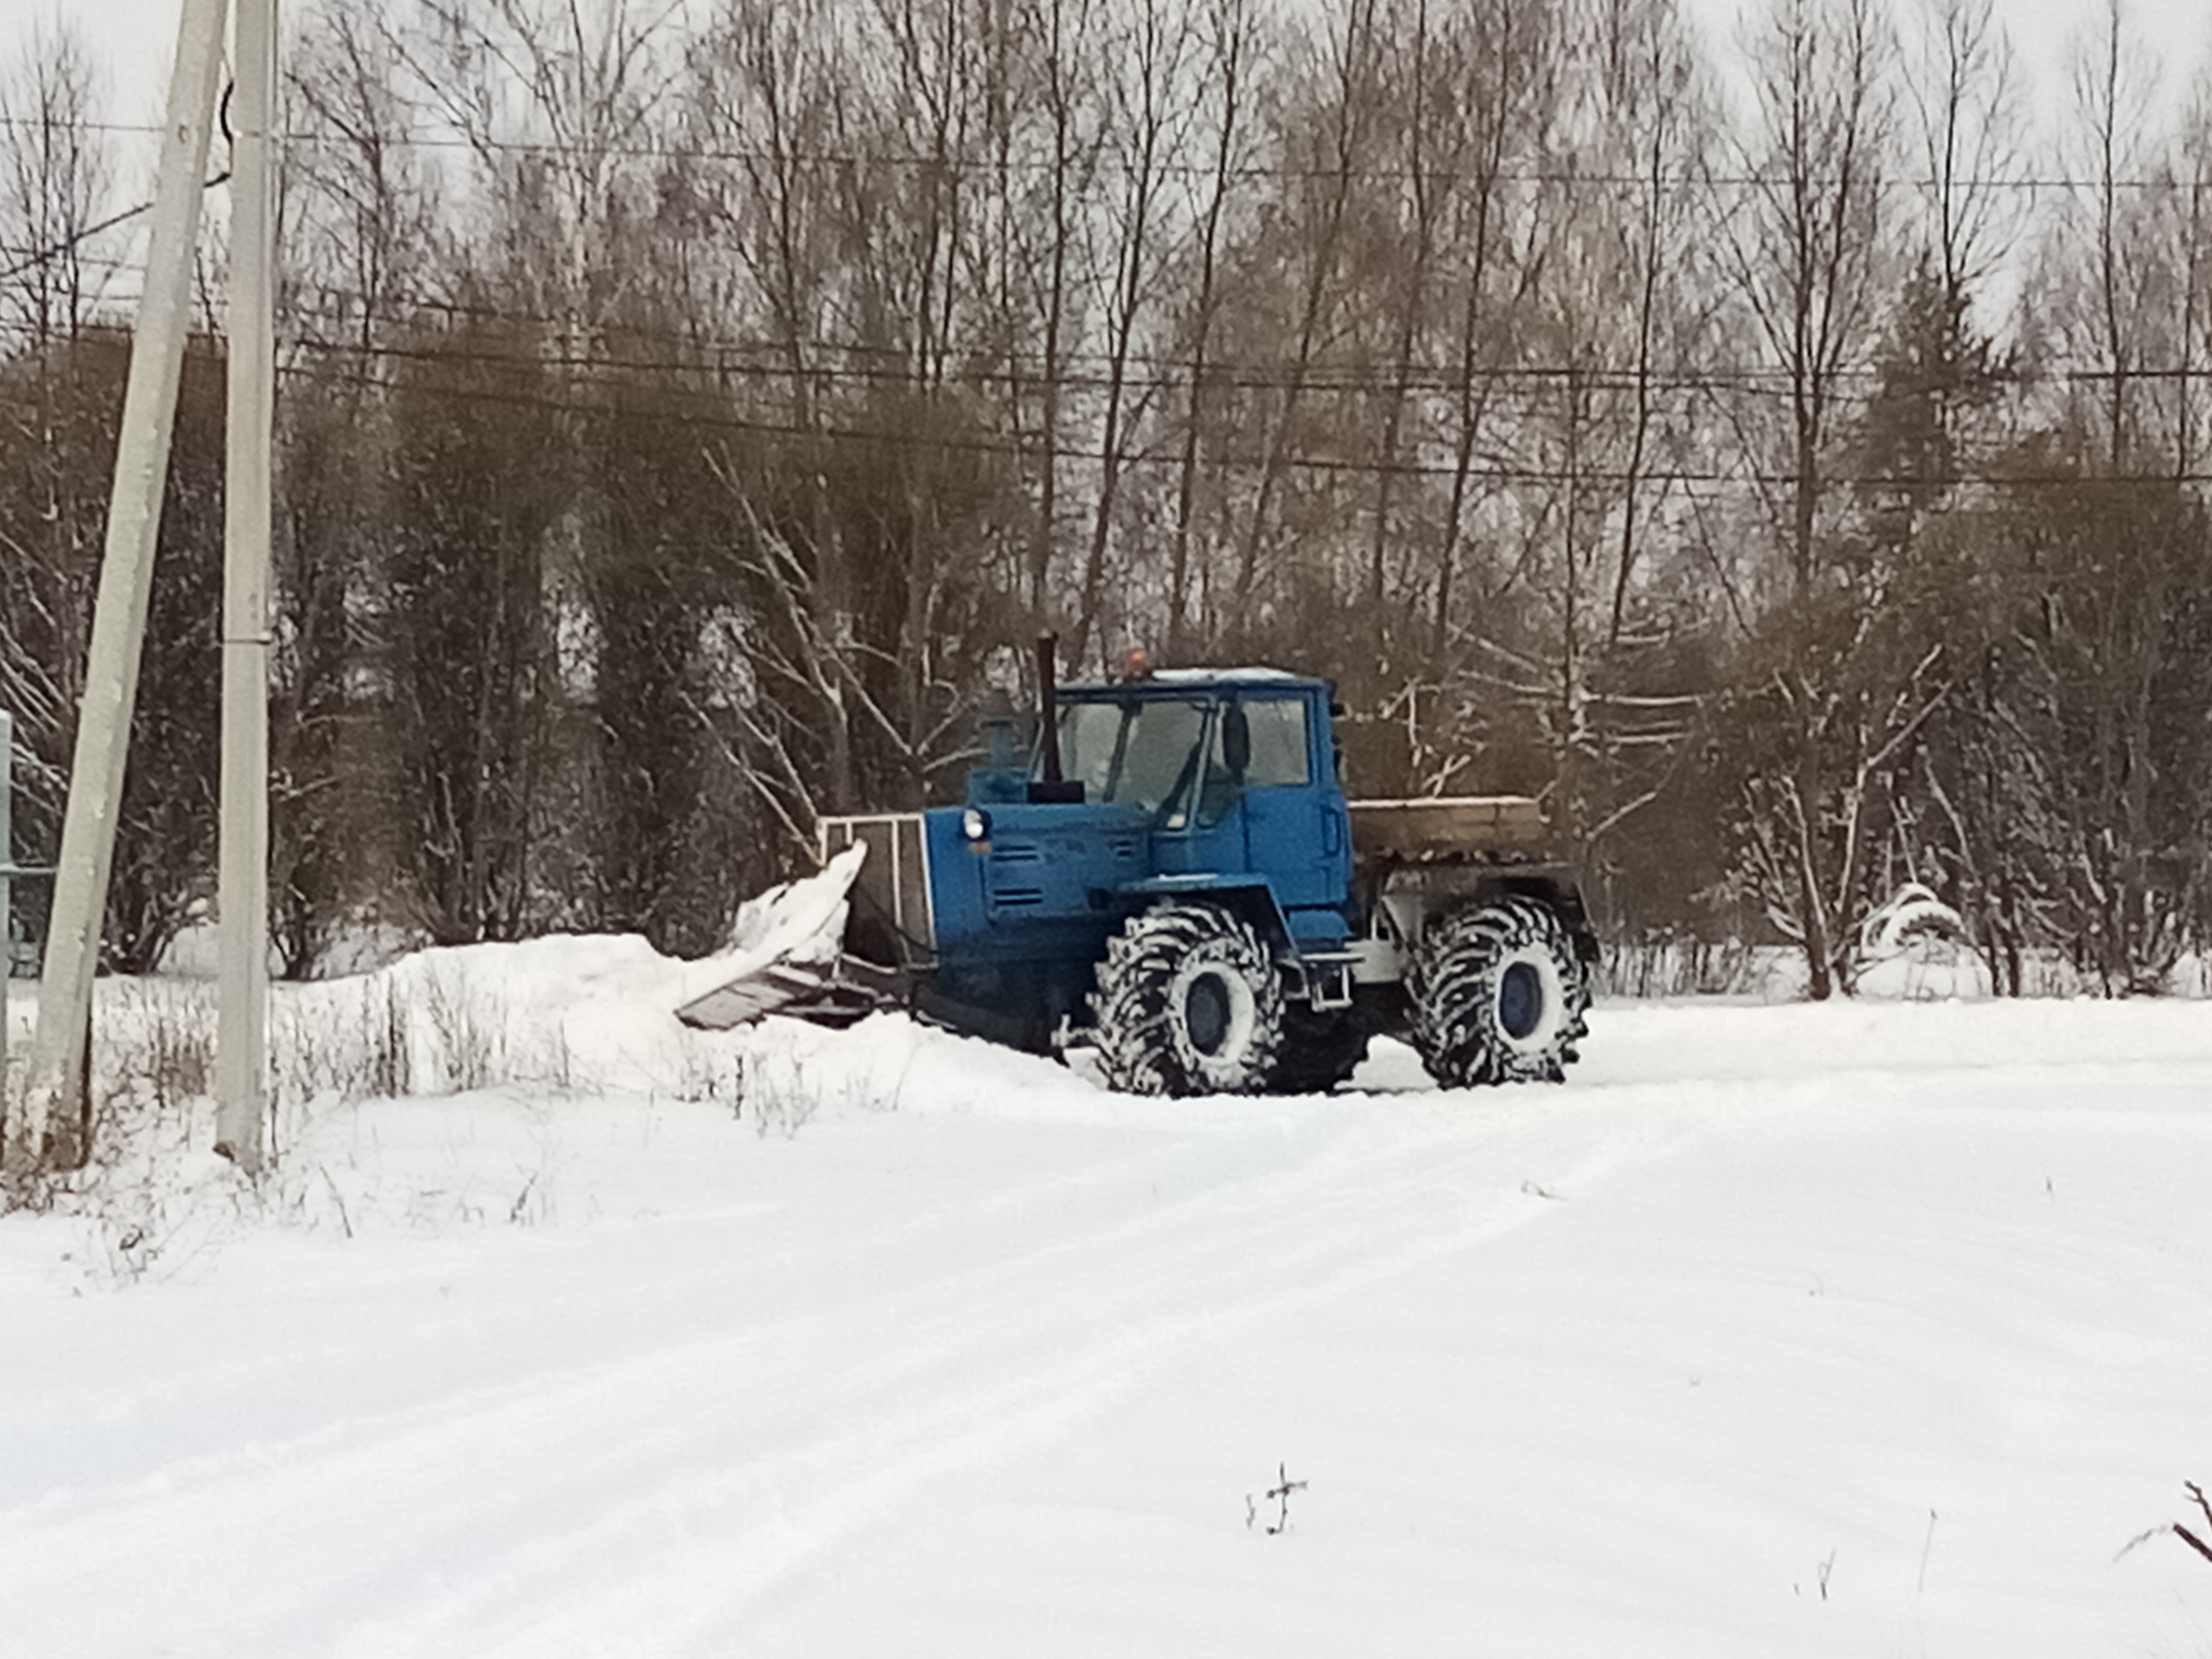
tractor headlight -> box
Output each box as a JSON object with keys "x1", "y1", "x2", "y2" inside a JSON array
[{"x1": 961, "y1": 807, "x2": 991, "y2": 844}]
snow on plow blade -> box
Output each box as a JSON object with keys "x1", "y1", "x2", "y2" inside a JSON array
[{"x1": 675, "y1": 844, "x2": 904, "y2": 1030}]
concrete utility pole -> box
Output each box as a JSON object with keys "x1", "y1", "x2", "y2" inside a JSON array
[
  {"x1": 1, "y1": 713, "x2": 12, "y2": 1107},
  {"x1": 215, "y1": 0, "x2": 278, "y2": 1171},
  {"x1": 1, "y1": 714, "x2": 29, "y2": 1133},
  {"x1": 12, "y1": 0, "x2": 230, "y2": 1169},
  {"x1": 0, "y1": 714, "x2": 49, "y2": 1144}
]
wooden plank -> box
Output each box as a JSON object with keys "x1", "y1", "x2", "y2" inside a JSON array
[{"x1": 1348, "y1": 795, "x2": 1551, "y2": 861}]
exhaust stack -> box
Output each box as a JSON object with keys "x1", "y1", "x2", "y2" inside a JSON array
[
  {"x1": 1036, "y1": 632, "x2": 1063, "y2": 785},
  {"x1": 1029, "y1": 632, "x2": 1082, "y2": 803}
]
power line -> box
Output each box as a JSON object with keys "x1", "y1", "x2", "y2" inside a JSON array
[
  {"x1": 0, "y1": 111, "x2": 2205, "y2": 195},
  {"x1": 274, "y1": 354, "x2": 2212, "y2": 492},
  {"x1": 272, "y1": 323, "x2": 2212, "y2": 399},
  {"x1": 28, "y1": 282, "x2": 2192, "y2": 392},
  {"x1": 0, "y1": 268, "x2": 2147, "y2": 395},
  {"x1": 273, "y1": 325, "x2": 1867, "y2": 396},
  {"x1": 10, "y1": 294, "x2": 2211, "y2": 404}
]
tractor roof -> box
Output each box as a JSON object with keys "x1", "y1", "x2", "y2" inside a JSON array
[{"x1": 1062, "y1": 666, "x2": 1328, "y2": 695}]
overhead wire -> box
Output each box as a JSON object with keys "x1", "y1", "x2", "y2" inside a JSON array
[
  {"x1": 0, "y1": 109, "x2": 2207, "y2": 194},
  {"x1": 270, "y1": 354, "x2": 2212, "y2": 492}
]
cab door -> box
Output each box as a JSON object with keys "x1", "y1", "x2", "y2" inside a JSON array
[{"x1": 1230, "y1": 693, "x2": 1350, "y2": 934}]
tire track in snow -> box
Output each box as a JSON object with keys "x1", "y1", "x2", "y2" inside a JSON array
[
  {"x1": 5, "y1": 1085, "x2": 1709, "y2": 1659},
  {"x1": 330, "y1": 1093, "x2": 1702, "y2": 1657}
]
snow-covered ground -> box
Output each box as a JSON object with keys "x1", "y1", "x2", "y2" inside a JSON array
[{"x1": 6, "y1": 943, "x2": 2212, "y2": 1657}]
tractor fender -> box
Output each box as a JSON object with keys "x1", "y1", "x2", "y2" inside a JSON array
[
  {"x1": 1373, "y1": 865, "x2": 1598, "y2": 969},
  {"x1": 1112, "y1": 873, "x2": 1299, "y2": 959}
]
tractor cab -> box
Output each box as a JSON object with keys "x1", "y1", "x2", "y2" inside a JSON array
[{"x1": 1029, "y1": 671, "x2": 1354, "y2": 950}]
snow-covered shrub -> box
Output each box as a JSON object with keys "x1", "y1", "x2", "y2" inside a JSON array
[{"x1": 1854, "y1": 884, "x2": 1990, "y2": 1001}]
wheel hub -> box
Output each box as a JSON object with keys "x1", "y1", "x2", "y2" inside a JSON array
[
  {"x1": 1183, "y1": 971, "x2": 1232, "y2": 1056},
  {"x1": 1498, "y1": 960, "x2": 1545, "y2": 1041}
]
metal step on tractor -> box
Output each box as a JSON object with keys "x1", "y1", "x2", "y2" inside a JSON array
[{"x1": 680, "y1": 639, "x2": 1598, "y2": 1096}]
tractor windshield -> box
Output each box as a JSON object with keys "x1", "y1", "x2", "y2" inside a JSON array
[{"x1": 1053, "y1": 697, "x2": 1211, "y2": 818}]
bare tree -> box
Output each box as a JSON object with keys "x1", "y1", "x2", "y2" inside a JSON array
[
  {"x1": 2067, "y1": 0, "x2": 2164, "y2": 473},
  {"x1": 1714, "y1": 0, "x2": 1903, "y2": 998},
  {"x1": 1720, "y1": 0, "x2": 1896, "y2": 601},
  {"x1": 1507, "y1": 0, "x2": 1715, "y2": 858},
  {"x1": 1423, "y1": 0, "x2": 1561, "y2": 673},
  {"x1": 1904, "y1": 0, "x2": 2023, "y2": 320},
  {"x1": 1004, "y1": 0, "x2": 1106, "y2": 627},
  {"x1": 287, "y1": 2, "x2": 439, "y2": 359},
  {"x1": 0, "y1": 24, "x2": 119, "y2": 958},
  {"x1": 1591, "y1": 0, "x2": 1713, "y2": 651},
  {"x1": 0, "y1": 20, "x2": 112, "y2": 341},
  {"x1": 1357, "y1": 0, "x2": 1453, "y2": 666},
  {"x1": 2177, "y1": 81, "x2": 2212, "y2": 480},
  {"x1": 688, "y1": 0, "x2": 844, "y2": 426},
  {"x1": 405, "y1": 0, "x2": 683, "y2": 332},
  {"x1": 1229, "y1": 0, "x2": 1387, "y2": 615},
  {"x1": 1850, "y1": 0, "x2": 2018, "y2": 565},
  {"x1": 1068, "y1": 0, "x2": 1209, "y2": 666},
  {"x1": 1162, "y1": 0, "x2": 1264, "y2": 657}
]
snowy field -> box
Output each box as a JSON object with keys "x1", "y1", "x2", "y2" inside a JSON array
[{"x1": 6, "y1": 943, "x2": 2212, "y2": 1657}]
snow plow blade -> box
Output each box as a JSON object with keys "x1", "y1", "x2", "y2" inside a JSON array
[
  {"x1": 675, "y1": 844, "x2": 907, "y2": 1031},
  {"x1": 676, "y1": 953, "x2": 904, "y2": 1030}
]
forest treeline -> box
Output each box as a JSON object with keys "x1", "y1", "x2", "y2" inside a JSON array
[{"x1": 3, "y1": 0, "x2": 2211, "y2": 995}]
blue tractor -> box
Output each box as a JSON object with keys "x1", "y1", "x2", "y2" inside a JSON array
[{"x1": 681, "y1": 642, "x2": 1597, "y2": 1096}]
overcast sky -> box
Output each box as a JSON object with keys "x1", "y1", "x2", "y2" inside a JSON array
[{"x1": 5, "y1": 0, "x2": 2209, "y2": 170}]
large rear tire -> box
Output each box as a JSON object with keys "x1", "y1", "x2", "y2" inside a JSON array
[
  {"x1": 1410, "y1": 897, "x2": 1589, "y2": 1088},
  {"x1": 1091, "y1": 901, "x2": 1285, "y2": 1096}
]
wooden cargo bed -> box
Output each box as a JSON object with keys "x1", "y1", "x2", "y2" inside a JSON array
[{"x1": 1347, "y1": 795, "x2": 1552, "y2": 862}]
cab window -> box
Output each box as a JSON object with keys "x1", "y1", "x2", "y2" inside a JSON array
[
  {"x1": 1241, "y1": 698, "x2": 1310, "y2": 787},
  {"x1": 1055, "y1": 697, "x2": 1210, "y2": 815}
]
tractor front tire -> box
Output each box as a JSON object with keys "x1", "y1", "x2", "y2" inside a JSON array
[
  {"x1": 1410, "y1": 898, "x2": 1589, "y2": 1088},
  {"x1": 1091, "y1": 901, "x2": 1286, "y2": 1096}
]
